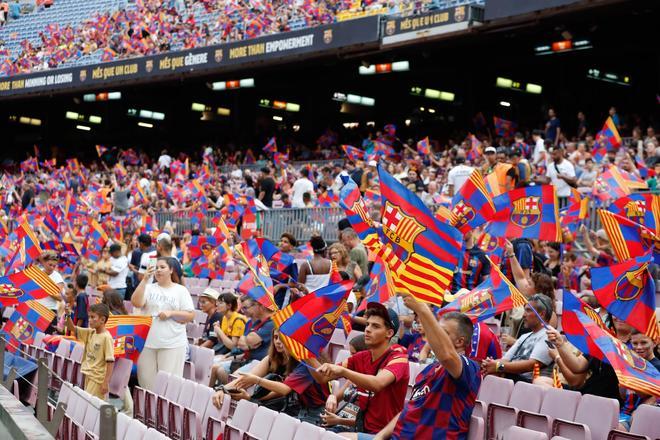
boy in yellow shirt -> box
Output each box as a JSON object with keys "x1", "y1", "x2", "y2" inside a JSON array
[{"x1": 65, "y1": 303, "x2": 115, "y2": 399}]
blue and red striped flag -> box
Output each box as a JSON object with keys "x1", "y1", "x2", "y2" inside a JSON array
[
  {"x1": 356, "y1": 256, "x2": 394, "y2": 312},
  {"x1": 438, "y1": 259, "x2": 527, "y2": 322},
  {"x1": 273, "y1": 152, "x2": 288, "y2": 166},
  {"x1": 450, "y1": 170, "x2": 496, "y2": 233},
  {"x1": 105, "y1": 315, "x2": 152, "y2": 363},
  {"x1": 42, "y1": 207, "x2": 63, "y2": 238},
  {"x1": 467, "y1": 135, "x2": 482, "y2": 163},
  {"x1": 263, "y1": 137, "x2": 277, "y2": 153},
  {"x1": 476, "y1": 233, "x2": 506, "y2": 266},
  {"x1": 81, "y1": 218, "x2": 108, "y2": 262},
  {"x1": 236, "y1": 240, "x2": 277, "y2": 311},
  {"x1": 256, "y1": 238, "x2": 298, "y2": 283},
  {"x1": 560, "y1": 191, "x2": 589, "y2": 237},
  {"x1": 562, "y1": 289, "x2": 612, "y2": 334},
  {"x1": 593, "y1": 166, "x2": 648, "y2": 203},
  {"x1": 608, "y1": 193, "x2": 660, "y2": 233},
  {"x1": 1, "y1": 300, "x2": 55, "y2": 352},
  {"x1": 6, "y1": 222, "x2": 43, "y2": 273},
  {"x1": 591, "y1": 253, "x2": 658, "y2": 340},
  {"x1": 0, "y1": 265, "x2": 61, "y2": 306},
  {"x1": 342, "y1": 145, "x2": 365, "y2": 162},
  {"x1": 486, "y1": 185, "x2": 561, "y2": 242},
  {"x1": 272, "y1": 280, "x2": 353, "y2": 361},
  {"x1": 598, "y1": 210, "x2": 658, "y2": 263},
  {"x1": 377, "y1": 166, "x2": 463, "y2": 305},
  {"x1": 95, "y1": 145, "x2": 108, "y2": 157},
  {"x1": 596, "y1": 117, "x2": 622, "y2": 151},
  {"x1": 493, "y1": 116, "x2": 516, "y2": 138},
  {"x1": 416, "y1": 137, "x2": 431, "y2": 156},
  {"x1": 562, "y1": 307, "x2": 660, "y2": 397},
  {"x1": 364, "y1": 188, "x2": 382, "y2": 205}
]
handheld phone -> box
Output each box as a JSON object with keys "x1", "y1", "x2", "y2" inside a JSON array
[{"x1": 545, "y1": 340, "x2": 555, "y2": 349}]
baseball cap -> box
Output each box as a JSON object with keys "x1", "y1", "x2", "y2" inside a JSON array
[
  {"x1": 200, "y1": 288, "x2": 220, "y2": 301},
  {"x1": 368, "y1": 160, "x2": 378, "y2": 168},
  {"x1": 157, "y1": 232, "x2": 171, "y2": 244},
  {"x1": 484, "y1": 146, "x2": 497, "y2": 154},
  {"x1": 366, "y1": 302, "x2": 400, "y2": 334}
]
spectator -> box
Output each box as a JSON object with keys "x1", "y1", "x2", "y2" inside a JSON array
[
  {"x1": 131, "y1": 257, "x2": 195, "y2": 391},
  {"x1": 541, "y1": 146, "x2": 576, "y2": 208},
  {"x1": 258, "y1": 167, "x2": 276, "y2": 208},
  {"x1": 101, "y1": 289, "x2": 128, "y2": 315},
  {"x1": 341, "y1": 228, "x2": 369, "y2": 278},
  {"x1": 212, "y1": 292, "x2": 247, "y2": 356},
  {"x1": 531, "y1": 130, "x2": 547, "y2": 169},
  {"x1": 318, "y1": 303, "x2": 409, "y2": 438},
  {"x1": 129, "y1": 233, "x2": 152, "y2": 288},
  {"x1": 545, "y1": 107, "x2": 561, "y2": 146},
  {"x1": 157, "y1": 149, "x2": 172, "y2": 170},
  {"x1": 446, "y1": 155, "x2": 474, "y2": 196},
  {"x1": 39, "y1": 250, "x2": 65, "y2": 326},
  {"x1": 197, "y1": 288, "x2": 222, "y2": 349},
  {"x1": 92, "y1": 247, "x2": 112, "y2": 288},
  {"x1": 577, "y1": 111, "x2": 588, "y2": 139},
  {"x1": 482, "y1": 294, "x2": 555, "y2": 383},
  {"x1": 112, "y1": 179, "x2": 131, "y2": 216},
  {"x1": 73, "y1": 273, "x2": 90, "y2": 327},
  {"x1": 64, "y1": 303, "x2": 114, "y2": 400},
  {"x1": 104, "y1": 244, "x2": 129, "y2": 299},
  {"x1": 292, "y1": 167, "x2": 315, "y2": 208},
  {"x1": 278, "y1": 233, "x2": 298, "y2": 254},
  {"x1": 328, "y1": 242, "x2": 362, "y2": 281},
  {"x1": 298, "y1": 235, "x2": 332, "y2": 292},
  {"x1": 452, "y1": 230, "x2": 491, "y2": 294},
  {"x1": 375, "y1": 295, "x2": 481, "y2": 439}
]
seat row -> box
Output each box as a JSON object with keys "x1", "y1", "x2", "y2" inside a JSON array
[{"x1": 473, "y1": 375, "x2": 660, "y2": 440}]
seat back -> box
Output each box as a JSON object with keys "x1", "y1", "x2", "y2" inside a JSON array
[
  {"x1": 268, "y1": 413, "x2": 300, "y2": 440},
  {"x1": 477, "y1": 375, "x2": 514, "y2": 405},
  {"x1": 247, "y1": 406, "x2": 277, "y2": 438},
  {"x1": 125, "y1": 419, "x2": 148, "y2": 438},
  {"x1": 333, "y1": 349, "x2": 351, "y2": 365},
  {"x1": 193, "y1": 346, "x2": 214, "y2": 384},
  {"x1": 177, "y1": 380, "x2": 197, "y2": 408},
  {"x1": 504, "y1": 426, "x2": 548, "y2": 439},
  {"x1": 539, "y1": 387, "x2": 581, "y2": 421},
  {"x1": 34, "y1": 332, "x2": 46, "y2": 348},
  {"x1": 164, "y1": 375, "x2": 183, "y2": 401},
  {"x1": 231, "y1": 399, "x2": 258, "y2": 431},
  {"x1": 508, "y1": 382, "x2": 544, "y2": 413},
  {"x1": 292, "y1": 422, "x2": 322, "y2": 440},
  {"x1": 55, "y1": 338, "x2": 71, "y2": 357},
  {"x1": 153, "y1": 370, "x2": 171, "y2": 395},
  {"x1": 468, "y1": 416, "x2": 485, "y2": 440},
  {"x1": 82, "y1": 398, "x2": 99, "y2": 432},
  {"x1": 144, "y1": 427, "x2": 167, "y2": 439},
  {"x1": 108, "y1": 357, "x2": 133, "y2": 397},
  {"x1": 630, "y1": 404, "x2": 660, "y2": 439},
  {"x1": 116, "y1": 412, "x2": 131, "y2": 439},
  {"x1": 573, "y1": 393, "x2": 619, "y2": 440},
  {"x1": 69, "y1": 343, "x2": 85, "y2": 362}
]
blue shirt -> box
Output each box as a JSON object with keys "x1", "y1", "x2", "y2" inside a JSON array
[
  {"x1": 452, "y1": 247, "x2": 491, "y2": 293},
  {"x1": 245, "y1": 318, "x2": 274, "y2": 361},
  {"x1": 546, "y1": 117, "x2": 561, "y2": 142},
  {"x1": 74, "y1": 292, "x2": 89, "y2": 327}
]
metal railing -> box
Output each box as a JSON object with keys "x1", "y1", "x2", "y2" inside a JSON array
[
  {"x1": 217, "y1": 159, "x2": 338, "y2": 174},
  {"x1": 259, "y1": 207, "x2": 345, "y2": 243}
]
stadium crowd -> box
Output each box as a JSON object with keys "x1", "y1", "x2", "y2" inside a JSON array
[
  {"x1": 0, "y1": 0, "x2": 458, "y2": 76},
  {"x1": 1, "y1": 105, "x2": 660, "y2": 439}
]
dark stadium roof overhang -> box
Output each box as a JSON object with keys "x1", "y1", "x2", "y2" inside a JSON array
[{"x1": 0, "y1": 0, "x2": 657, "y2": 159}]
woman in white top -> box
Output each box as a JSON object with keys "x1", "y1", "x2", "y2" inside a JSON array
[
  {"x1": 298, "y1": 236, "x2": 332, "y2": 292},
  {"x1": 132, "y1": 257, "x2": 194, "y2": 391}
]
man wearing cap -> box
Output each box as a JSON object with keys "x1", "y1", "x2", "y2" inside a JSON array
[
  {"x1": 373, "y1": 294, "x2": 481, "y2": 440},
  {"x1": 318, "y1": 303, "x2": 409, "y2": 439},
  {"x1": 447, "y1": 155, "x2": 474, "y2": 196},
  {"x1": 197, "y1": 288, "x2": 222, "y2": 349}
]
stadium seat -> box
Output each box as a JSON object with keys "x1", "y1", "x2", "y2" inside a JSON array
[
  {"x1": 116, "y1": 412, "x2": 131, "y2": 440},
  {"x1": 156, "y1": 374, "x2": 183, "y2": 433},
  {"x1": 63, "y1": 342, "x2": 85, "y2": 384},
  {"x1": 125, "y1": 418, "x2": 148, "y2": 439},
  {"x1": 135, "y1": 370, "x2": 171, "y2": 424},
  {"x1": 607, "y1": 404, "x2": 660, "y2": 440},
  {"x1": 194, "y1": 309, "x2": 207, "y2": 324},
  {"x1": 192, "y1": 346, "x2": 214, "y2": 385},
  {"x1": 51, "y1": 338, "x2": 72, "y2": 390},
  {"x1": 183, "y1": 383, "x2": 216, "y2": 440},
  {"x1": 552, "y1": 393, "x2": 619, "y2": 440},
  {"x1": 224, "y1": 399, "x2": 259, "y2": 440},
  {"x1": 144, "y1": 427, "x2": 169, "y2": 439},
  {"x1": 204, "y1": 389, "x2": 230, "y2": 440},
  {"x1": 292, "y1": 421, "x2": 323, "y2": 440},
  {"x1": 108, "y1": 357, "x2": 132, "y2": 398},
  {"x1": 267, "y1": 412, "x2": 301, "y2": 440},
  {"x1": 503, "y1": 426, "x2": 549, "y2": 440},
  {"x1": 321, "y1": 431, "x2": 346, "y2": 440},
  {"x1": 244, "y1": 406, "x2": 278, "y2": 440},
  {"x1": 473, "y1": 375, "x2": 514, "y2": 419},
  {"x1": 333, "y1": 348, "x2": 351, "y2": 364},
  {"x1": 468, "y1": 416, "x2": 485, "y2": 440},
  {"x1": 486, "y1": 381, "x2": 545, "y2": 439},
  {"x1": 327, "y1": 328, "x2": 346, "y2": 361},
  {"x1": 168, "y1": 380, "x2": 197, "y2": 440},
  {"x1": 517, "y1": 387, "x2": 581, "y2": 437}
]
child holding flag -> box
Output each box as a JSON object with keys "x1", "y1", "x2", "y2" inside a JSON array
[{"x1": 65, "y1": 303, "x2": 115, "y2": 400}]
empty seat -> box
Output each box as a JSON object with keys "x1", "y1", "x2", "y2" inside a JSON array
[
  {"x1": 125, "y1": 418, "x2": 148, "y2": 439},
  {"x1": 116, "y1": 412, "x2": 131, "y2": 440},
  {"x1": 321, "y1": 431, "x2": 346, "y2": 439},
  {"x1": 193, "y1": 346, "x2": 214, "y2": 385},
  {"x1": 607, "y1": 404, "x2": 660, "y2": 440},
  {"x1": 244, "y1": 406, "x2": 278, "y2": 440},
  {"x1": 293, "y1": 422, "x2": 323, "y2": 440},
  {"x1": 267, "y1": 413, "x2": 301, "y2": 440},
  {"x1": 135, "y1": 371, "x2": 171, "y2": 424},
  {"x1": 487, "y1": 381, "x2": 545, "y2": 439},
  {"x1": 157, "y1": 375, "x2": 183, "y2": 433},
  {"x1": 552, "y1": 393, "x2": 619, "y2": 440},
  {"x1": 169, "y1": 380, "x2": 197, "y2": 440},
  {"x1": 144, "y1": 427, "x2": 168, "y2": 439},
  {"x1": 473, "y1": 375, "x2": 514, "y2": 419},
  {"x1": 503, "y1": 426, "x2": 549, "y2": 440},
  {"x1": 183, "y1": 384, "x2": 215, "y2": 440},
  {"x1": 204, "y1": 390, "x2": 229, "y2": 440},
  {"x1": 333, "y1": 349, "x2": 351, "y2": 364},
  {"x1": 109, "y1": 357, "x2": 132, "y2": 398},
  {"x1": 468, "y1": 416, "x2": 485, "y2": 440},
  {"x1": 518, "y1": 387, "x2": 581, "y2": 437},
  {"x1": 224, "y1": 399, "x2": 259, "y2": 440}
]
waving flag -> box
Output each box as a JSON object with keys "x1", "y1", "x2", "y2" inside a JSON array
[
  {"x1": 273, "y1": 280, "x2": 352, "y2": 361},
  {"x1": 105, "y1": 315, "x2": 152, "y2": 363},
  {"x1": 43, "y1": 207, "x2": 63, "y2": 238},
  {"x1": 1, "y1": 300, "x2": 55, "y2": 353},
  {"x1": 450, "y1": 170, "x2": 496, "y2": 233},
  {"x1": 563, "y1": 308, "x2": 660, "y2": 397},
  {"x1": 476, "y1": 233, "x2": 506, "y2": 266},
  {"x1": 467, "y1": 135, "x2": 482, "y2": 162},
  {"x1": 596, "y1": 117, "x2": 622, "y2": 151},
  {"x1": 364, "y1": 188, "x2": 382, "y2": 205},
  {"x1": 342, "y1": 145, "x2": 365, "y2": 162},
  {"x1": 0, "y1": 266, "x2": 60, "y2": 306},
  {"x1": 236, "y1": 241, "x2": 277, "y2": 311},
  {"x1": 486, "y1": 185, "x2": 561, "y2": 241},
  {"x1": 378, "y1": 166, "x2": 462, "y2": 305},
  {"x1": 562, "y1": 289, "x2": 611, "y2": 333},
  {"x1": 593, "y1": 166, "x2": 648, "y2": 202},
  {"x1": 263, "y1": 137, "x2": 277, "y2": 153},
  {"x1": 608, "y1": 193, "x2": 660, "y2": 233},
  {"x1": 7, "y1": 222, "x2": 43, "y2": 273},
  {"x1": 493, "y1": 116, "x2": 516, "y2": 138},
  {"x1": 591, "y1": 253, "x2": 658, "y2": 339},
  {"x1": 256, "y1": 238, "x2": 298, "y2": 283},
  {"x1": 438, "y1": 259, "x2": 527, "y2": 322},
  {"x1": 598, "y1": 210, "x2": 658, "y2": 263},
  {"x1": 416, "y1": 137, "x2": 431, "y2": 156},
  {"x1": 81, "y1": 218, "x2": 108, "y2": 262},
  {"x1": 273, "y1": 152, "x2": 288, "y2": 166},
  {"x1": 95, "y1": 145, "x2": 108, "y2": 157},
  {"x1": 357, "y1": 256, "x2": 395, "y2": 312},
  {"x1": 560, "y1": 192, "x2": 589, "y2": 237}
]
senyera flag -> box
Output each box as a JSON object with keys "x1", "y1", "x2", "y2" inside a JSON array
[
  {"x1": 608, "y1": 193, "x2": 660, "y2": 233},
  {"x1": 105, "y1": 315, "x2": 152, "y2": 363},
  {"x1": 450, "y1": 169, "x2": 496, "y2": 233},
  {"x1": 1, "y1": 300, "x2": 55, "y2": 353},
  {"x1": 591, "y1": 253, "x2": 658, "y2": 340},
  {"x1": 273, "y1": 280, "x2": 352, "y2": 361},
  {"x1": 0, "y1": 266, "x2": 61, "y2": 307},
  {"x1": 486, "y1": 185, "x2": 561, "y2": 242},
  {"x1": 598, "y1": 210, "x2": 659, "y2": 263},
  {"x1": 438, "y1": 258, "x2": 527, "y2": 323},
  {"x1": 563, "y1": 308, "x2": 660, "y2": 397}
]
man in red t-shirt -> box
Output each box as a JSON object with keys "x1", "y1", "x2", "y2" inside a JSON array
[{"x1": 318, "y1": 302, "x2": 409, "y2": 438}]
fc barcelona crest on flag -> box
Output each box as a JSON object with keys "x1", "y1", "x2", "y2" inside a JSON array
[
  {"x1": 9, "y1": 317, "x2": 33, "y2": 341},
  {"x1": 612, "y1": 337, "x2": 647, "y2": 372},
  {"x1": 381, "y1": 201, "x2": 426, "y2": 260},
  {"x1": 459, "y1": 288, "x2": 495, "y2": 318},
  {"x1": 312, "y1": 303, "x2": 345, "y2": 338},
  {"x1": 624, "y1": 200, "x2": 647, "y2": 225},
  {"x1": 511, "y1": 196, "x2": 541, "y2": 228},
  {"x1": 451, "y1": 200, "x2": 476, "y2": 230},
  {"x1": 0, "y1": 284, "x2": 23, "y2": 299},
  {"x1": 614, "y1": 264, "x2": 649, "y2": 301},
  {"x1": 114, "y1": 336, "x2": 135, "y2": 356}
]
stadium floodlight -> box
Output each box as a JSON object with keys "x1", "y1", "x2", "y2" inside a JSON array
[
  {"x1": 152, "y1": 112, "x2": 165, "y2": 121},
  {"x1": 412, "y1": 87, "x2": 455, "y2": 102},
  {"x1": 83, "y1": 94, "x2": 96, "y2": 102},
  {"x1": 138, "y1": 122, "x2": 153, "y2": 128},
  {"x1": 66, "y1": 111, "x2": 80, "y2": 120},
  {"x1": 83, "y1": 91, "x2": 122, "y2": 101},
  {"x1": 496, "y1": 77, "x2": 513, "y2": 88},
  {"x1": 108, "y1": 92, "x2": 122, "y2": 100},
  {"x1": 361, "y1": 97, "x2": 375, "y2": 107},
  {"x1": 292, "y1": 124, "x2": 300, "y2": 132},
  {"x1": 405, "y1": 119, "x2": 412, "y2": 126},
  {"x1": 439, "y1": 92, "x2": 454, "y2": 102},
  {"x1": 19, "y1": 117, "x2": 30, "y2": 124},
  {"x1": 30, "y1": 118, "x2": 41, "y2": 126},
  {"x1": 217, "y1": 107, "x2": 231, "y2": 116},
  {"x1": 76, "y1": 125, "x2": 91, "y2": 131},
  {"x1": 139, "y1": 110, "x2": 153, "y2": 119},
  {"x1": 210, "y1": 78, "x2": 255, "y2": 90},
  {"x1": 500, "y1": 101, "x2": 511, "y2": 107},
  {"x1": 89, "y1": 115, "x2": 102, "y2": 124},
  {"x1": 272, "y1": 115, "x2": 283, "y2": 121},
  {"x1": 526, "y1": 83, "x2": 542, "y2": 94},
  {"x1": 191, "y1": 103, "x2": 207, "y2": 112},
  {"x1": 428, "y1": 108, "x2": 436, "y2": 113},
  {"x1": 359, "y1": 61, "x2": 410, "y2": 75},
  {"x1": 285, "y1": 102, "x2": 300, "y2": 112}
]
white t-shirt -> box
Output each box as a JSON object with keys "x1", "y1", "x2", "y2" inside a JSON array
[
  {"x1": 40, "y1": 270, "x2": 64, "y2": 310},
  {"x1": 141, "y1": 283, "x2": 194, "y2": 349},
  {"x1": 546, "y1": 159, "x2": 576, "y2": 198},
  {"x1": 533, "y1": 139, "x2": 546, "y2": 165},
  {"x1": 447, "y1": 164, "x2": 475, "y2": 194},
  {"x1": 291, "y1": 178, "x2": 314, "y2": 208},
  {"x1": 108, "y1": 256, "x2": 129, "y2": 289},
  {"x1": 138, "y1": 251, "x2": 158, "y2": 274},
  {"x1": 157, "y1": 154, "x2": 172, "y2": 169},
  {"x1": 139, "y1": 178, "x2": 151, "y2": 194}
]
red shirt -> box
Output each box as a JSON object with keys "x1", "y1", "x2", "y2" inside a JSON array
[{"x1": 345, "y1": 344, "x2": 409, "y2": 433}]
